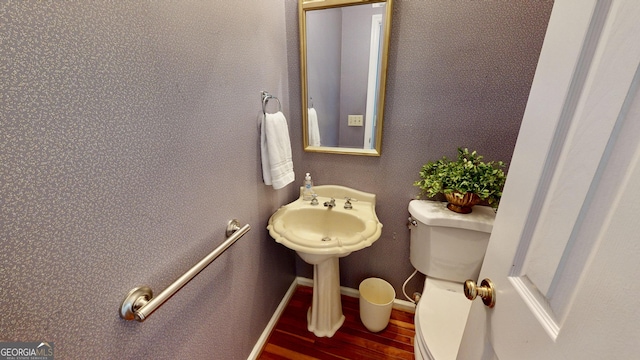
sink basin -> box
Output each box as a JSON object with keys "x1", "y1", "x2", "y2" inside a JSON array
[
  {"x1": 268, "y1": 185, "x2": 382, "y2": 258},
  {"x1": 267, "y1": 185, "x2": 383, "y2": 337}
]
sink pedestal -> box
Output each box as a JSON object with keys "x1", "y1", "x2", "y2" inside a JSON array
[{"x1": 306, "y1": 256, "x2": 344, "y2": 337}]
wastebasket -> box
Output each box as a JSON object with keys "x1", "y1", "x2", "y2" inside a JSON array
[{"x1": 359, "y1": 277, "x2": 396, "y2": 332}]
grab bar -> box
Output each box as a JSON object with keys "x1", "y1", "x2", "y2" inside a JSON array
[{"x1": 119, "y1": 219, "x2": 251, "y2": 322}]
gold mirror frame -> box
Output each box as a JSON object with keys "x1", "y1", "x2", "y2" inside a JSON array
[{"x1": 299, "y1": 0, "x2": 393, "y2": 156}]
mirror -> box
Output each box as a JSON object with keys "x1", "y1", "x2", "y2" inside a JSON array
[{"x1": 299, "y1": 0, "x2": 393, "y2": 156}]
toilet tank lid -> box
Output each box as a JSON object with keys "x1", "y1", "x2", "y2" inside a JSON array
[{"x1": 408, "y1": 200, "x2": 495, "y2": 233}]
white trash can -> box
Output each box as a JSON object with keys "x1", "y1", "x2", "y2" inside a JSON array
[{"x1": 359, "y1": 277, "x2": 396, "y2": 332}]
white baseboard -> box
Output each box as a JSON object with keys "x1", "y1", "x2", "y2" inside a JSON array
[
  {"x1": 297, "y1": 276, "x2": 416, "y2": 313},
  {"x1": 247, "y1": 277, "x2": 415, "y2": 359},
  {"x1": 247, "y1": 278, "x2": 299, "y2": 360}
]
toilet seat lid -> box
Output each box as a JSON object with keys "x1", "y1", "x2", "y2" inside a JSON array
[{"x1": 415, "y1": 278, "x2": 472, "y2": 360}]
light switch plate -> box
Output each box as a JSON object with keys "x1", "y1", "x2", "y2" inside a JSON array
[{"x1": 348, "y1": 115, "x2": 364, "y2": 126}]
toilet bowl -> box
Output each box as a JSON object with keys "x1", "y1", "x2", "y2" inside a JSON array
[
  {"x1": 408, "y1": 200, "x2": 495, "y2": 360},
  {"x1": 414, "y1": 278, "x2": 472, "y2": 360}
]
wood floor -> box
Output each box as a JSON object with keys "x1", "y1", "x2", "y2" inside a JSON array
[{"x1": 258, "y1": 285, "x2": 416, "y2": 360}]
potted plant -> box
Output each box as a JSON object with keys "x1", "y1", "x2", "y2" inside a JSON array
[{"x1": 414, "y1": 148, "x2": 507, "y2": 213}]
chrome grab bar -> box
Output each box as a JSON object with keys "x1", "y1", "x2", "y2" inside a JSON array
[{"x1": 119, "y1": 219, "x2": 251, "y2": 322}]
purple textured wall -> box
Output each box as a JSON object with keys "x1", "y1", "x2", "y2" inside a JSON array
[
  {"x1": 306, "y1": 8, "x2": 342, "y2": 146},
  {"x1": 1, "y1": 1, "x2": 296, "y2": 359},
  {"x1": 289, "y1": 0, "x2": 553, "y2": 297}
]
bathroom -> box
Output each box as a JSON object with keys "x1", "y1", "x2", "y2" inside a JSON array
[{"x1": 1, "y1": 0, "x2": 558, "y2": 359}]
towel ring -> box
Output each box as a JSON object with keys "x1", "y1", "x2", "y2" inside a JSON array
[{"x1": 261, "y1": 91, "x2": 282, "y2": 114}]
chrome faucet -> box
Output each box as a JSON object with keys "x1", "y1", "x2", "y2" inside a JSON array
[{"x1": 324, "y1": 198, "x2": 336, "y2": 208}]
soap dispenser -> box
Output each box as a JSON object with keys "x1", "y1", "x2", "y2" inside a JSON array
[{"x1": 303, "y1": 173, "x2": 314, "y2": 201}]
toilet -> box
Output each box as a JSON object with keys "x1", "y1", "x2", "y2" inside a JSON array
[{"x1": 408, "y1": 200, "x2": 495, "y2": 360}]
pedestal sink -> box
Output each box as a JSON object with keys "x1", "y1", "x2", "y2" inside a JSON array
[{"x1": 267, "y1": 185, "x2": 383, "y2": 337}]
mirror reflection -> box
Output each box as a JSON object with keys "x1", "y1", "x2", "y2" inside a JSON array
[{"x1": 300, "y1": 0, "x2": 393, "y2": 156}]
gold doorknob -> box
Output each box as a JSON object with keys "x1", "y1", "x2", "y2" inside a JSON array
[{"x1": 464, "y1": 278, "x2": 496, "y2": 308}]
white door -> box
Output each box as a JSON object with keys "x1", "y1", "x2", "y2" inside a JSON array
[
  {"x1": 364, "y1": 14, "x2": 383, "y2": 149},
  {"x1": 458, "y1": 1, "x2": 640, "y2": 359}
]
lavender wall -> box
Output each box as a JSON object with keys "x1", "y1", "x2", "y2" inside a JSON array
[
  {"x1": 1, "y1": 1, "x2": 296, "y2": 359},
  {"x1": 290, "y1": 0, "x2": 553, "y2": 297},
  {"x1": 306, "y1": 8, "x2": 342, "y2": 146}
]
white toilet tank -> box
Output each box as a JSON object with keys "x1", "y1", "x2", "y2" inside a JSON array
[{"x1": 408, "y1": 200, "x2": 495, "y2": 283}]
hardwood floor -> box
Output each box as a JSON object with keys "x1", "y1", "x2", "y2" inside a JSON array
[{"x1": 258, "y1": 285, "x2": 416, "y2": 360}]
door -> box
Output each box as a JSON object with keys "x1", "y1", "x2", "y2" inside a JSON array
[
  {"x1": 364, "y1": 14, "x2": 383, "y2": 149},
  {"x1": 458, "y1": 1, "x2": 640, "y2": 359}
]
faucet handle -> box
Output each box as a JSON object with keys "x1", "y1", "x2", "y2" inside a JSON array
[
  {"x1": 310, "y1": 193, "x2": 319, "y2": 205},
  {"x1": 344, "y1": 197, "x2": 358, "y2": 209}
]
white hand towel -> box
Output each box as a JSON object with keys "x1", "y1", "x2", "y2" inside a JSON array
[
  {"x1": 307, "y1": 107, "x2": 321, "y2": 146},
  {"x1": 261, "y1": 111, "x2": 295, "y2": 189}
]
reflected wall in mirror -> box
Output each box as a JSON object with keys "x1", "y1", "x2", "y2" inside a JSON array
[{"x1": 300, "y1": 0, "x2": 393, "y2": 156}]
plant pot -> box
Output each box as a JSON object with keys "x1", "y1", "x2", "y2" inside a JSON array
[{"x1": 445, "y1": 192, "x2": 480, "y2": 214}]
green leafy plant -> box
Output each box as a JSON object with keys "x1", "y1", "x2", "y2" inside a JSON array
[{"x1": 414, "y1": 148, "x2": 507, "y2": 208}]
